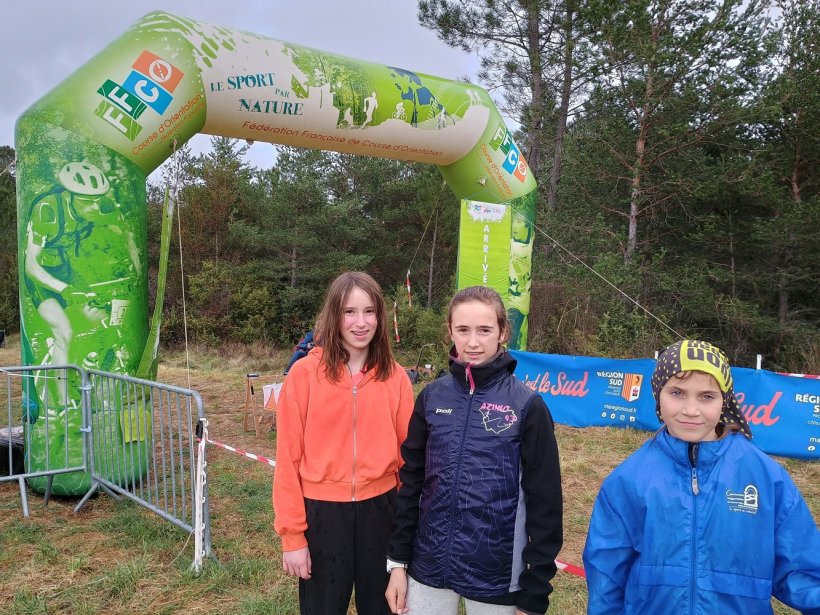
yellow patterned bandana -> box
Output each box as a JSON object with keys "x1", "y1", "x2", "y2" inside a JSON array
[{"x1": 652, "y1": 340, "x2": 752, "y2": 439}]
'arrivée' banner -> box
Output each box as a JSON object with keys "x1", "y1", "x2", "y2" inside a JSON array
[{"x1": 511, "y1": 350, "x2": 820, "y2": 460}]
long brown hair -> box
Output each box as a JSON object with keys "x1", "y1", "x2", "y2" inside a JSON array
[{"x1": 315, "y1": 271, "x2": 395, "y2": 383}]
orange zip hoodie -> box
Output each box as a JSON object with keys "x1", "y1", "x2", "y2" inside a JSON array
[{"x1": 273, "y1": 347, "x2": 414, "y2": 551}]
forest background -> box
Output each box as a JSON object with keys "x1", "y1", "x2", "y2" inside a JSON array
[{"x1": 0, "y1": 0, "x2": 817, "y2": 373}]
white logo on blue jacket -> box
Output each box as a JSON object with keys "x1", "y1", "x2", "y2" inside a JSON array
[{"x1": 726, "y1": 484, "x2": 759, "y2": 514}]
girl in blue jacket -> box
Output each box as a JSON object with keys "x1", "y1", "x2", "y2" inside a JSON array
[
  {"x1": 386, "y1": 286, "x2": 564, "y2": 615},
  {"x1": 583, "y1": 339, "x2": 820, "y2": 614}
]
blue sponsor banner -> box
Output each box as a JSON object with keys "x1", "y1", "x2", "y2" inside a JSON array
[
  {"x1": 511, "y1": 350, "x2": 658, "y2": 431},
  {"x1": 731, "y1": 368, "x2": 820, "y2": 459},
  {"x1": 511, "y1": 350, "x2": 820, "y2": 460}
]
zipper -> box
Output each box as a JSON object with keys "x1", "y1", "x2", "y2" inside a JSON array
[
  {"x1": 348, "y1": 365, "x2": 358, "y2": 502},
  {"x1": 465, "y1": 363, "x2": 475, "y2": 395},
  {"x1": 444, "y1": 365, "x2": 475, "y2": 585},
  {"x1": 689, "y1": 442, "x2": 699, "y2": 615}
]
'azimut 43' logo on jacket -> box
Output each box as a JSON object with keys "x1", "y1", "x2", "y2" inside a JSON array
[{"x1": 478, "y1": 401, "x2": 518, "y2": 433}]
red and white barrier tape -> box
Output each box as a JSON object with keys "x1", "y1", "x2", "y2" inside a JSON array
[
  {"x1": 556, "y1": 557, "x2": 586, "y2": 578},
  {"x1": 777, "y1": 372, "x2": 820, "y2": 379},
  {"x1": 201, "y1": 435, "x2": 587, "y2": 578},
  {"x1": 201, "y1": 436, "x2": 276, "y2": 467}
]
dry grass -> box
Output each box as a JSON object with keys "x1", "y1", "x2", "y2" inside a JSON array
[{"x1": 1, "y1": 335, "x2": 817, "y2": 614}]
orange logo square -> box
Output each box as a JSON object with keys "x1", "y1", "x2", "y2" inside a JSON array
[{"x1": 132, "y1": 50, "x2": 184, "y2": 93}]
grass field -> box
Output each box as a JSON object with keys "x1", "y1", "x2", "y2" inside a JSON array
[{"x1": 0, "y1": 335, "x2": 817, "y2": 614}]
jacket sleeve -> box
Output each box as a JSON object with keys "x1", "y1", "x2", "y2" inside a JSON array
[
  {"x1": 516, "y1": 396, "x2": 564, "y2": 614},
  {"x1": 582, "y1": 482, "x2": 638, "y2": 615},
  {"x1": 272, "y1": 370, "x2": 309, "y2": 552},
  {"x1": 771, "y1": 472, "x2": 820, "y2": 614},
  {"x1": 387, "y1": 387, "x2": 429, "y2": 564},
  {"x1": 395, "y1": 369, "x2": 415, "y2": 477}
]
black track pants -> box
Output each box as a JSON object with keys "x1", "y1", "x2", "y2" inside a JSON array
[{"x1": 299, "y1": 490, "x2": 395, "y2": 615}]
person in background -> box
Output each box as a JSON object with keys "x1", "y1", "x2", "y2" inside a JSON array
[
  {"x1": 273, "y1": 271, "x2": 414, "y2": 615},
  {"x1": 386, "y1": 285, "x2": 563, "y2": 615},
  {"x1": 583, "y1": 339, "x2": 820, "y2": 614},
  {"x1": 283, "y1": 329, "x2": 315, "y2": 376}
]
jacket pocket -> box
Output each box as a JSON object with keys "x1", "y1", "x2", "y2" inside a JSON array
[
  {"x1": 637, "y1": 564, "x2": 689, "y2": 587},
  {"x1": 700, "y1": 569, "x2": 772, "y2": 599}
]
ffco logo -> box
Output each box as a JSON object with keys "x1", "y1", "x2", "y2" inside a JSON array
[{"x1": 94, "y1": 50, "x2": 184, "y2": 141}]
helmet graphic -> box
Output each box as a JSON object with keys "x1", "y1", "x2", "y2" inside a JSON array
[{"x1": 58, "y1": 162, "x2": 110, "y2": 196}]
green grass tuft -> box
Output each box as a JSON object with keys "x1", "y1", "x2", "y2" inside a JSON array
[
  {"x1": 105, "y1": 555, "x2": 149, "y2": 601},
  {"x1": 10, "y1": 589, "x2": 47, "y2": 615},
  {"x1": 93, "y1": 500, "x2": 184, "y2": 551}
]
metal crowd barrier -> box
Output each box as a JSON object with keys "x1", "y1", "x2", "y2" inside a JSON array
[
  {"x1": 0, "y1": 364, "x2": 211, "y2": 565},
  {"x1": 1, "y1": 364, "x2": 90, "y2": 517},
  {"x1": 76, "y1": 369, "x2": 212, "y2": 558}
]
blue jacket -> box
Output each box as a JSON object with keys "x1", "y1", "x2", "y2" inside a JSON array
[
  {"x1": 388, "y1": 350, "x2": 563, "y2": 614},
  {"x1": 583, "y1": 429, "x2": 820, "y2": 614}
]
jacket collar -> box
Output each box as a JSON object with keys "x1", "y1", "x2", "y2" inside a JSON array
[
  {"x1": 303, "y1": 346, "x2": 374, "y2": 387},
  {"x1": 448, "y1": 346, "x2": 516, "y2": 391},
  {"x1": 656, "y1": 427, "x2": 735, "y2": 468}
]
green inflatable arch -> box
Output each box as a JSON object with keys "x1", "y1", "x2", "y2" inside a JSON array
[{"x1": 15, "y1": 11, "x2": 537, "y2": 494}]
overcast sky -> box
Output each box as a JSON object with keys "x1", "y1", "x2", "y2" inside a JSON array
[{"x1": 1, "y1": 0, "x2": 482, "y2": 170}]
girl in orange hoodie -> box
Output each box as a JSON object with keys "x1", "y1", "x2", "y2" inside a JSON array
[{"x1": 274, "y1": 271, "x2": 415, "y2": 615}]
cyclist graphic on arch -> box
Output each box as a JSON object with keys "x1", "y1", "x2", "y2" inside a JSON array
[
  {"x1": 24, "y1": 161, "x2": 141, "y2": 396},
  {"x1": 390, "y1": 67, "x2": 434, "y2": 128},
  {"x1": 392, "y1": 102, "x2": 407, "y2": 121},
  {"x1": 436, "y1": 103, "x2": 454, "y2": 129}
]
